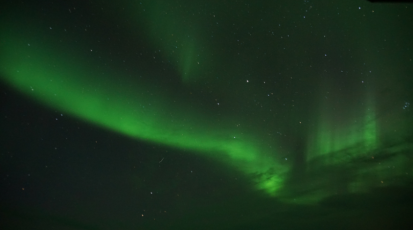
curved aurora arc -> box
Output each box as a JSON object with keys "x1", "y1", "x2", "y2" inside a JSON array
[
  {"x1": 0, "y1": 26, "x2": 287, "y2": 197},
  {"x1": 1, "y1": 1, "x2": 410, "y2": 204}
]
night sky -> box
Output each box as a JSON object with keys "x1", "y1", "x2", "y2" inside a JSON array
[{"x1": 1, "y1": 0, "x2": 413, "y2": 229}]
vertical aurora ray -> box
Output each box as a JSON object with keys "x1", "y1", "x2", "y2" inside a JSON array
[{"x1": 306, "y1": 105, "x2": 378, "y2": 165}]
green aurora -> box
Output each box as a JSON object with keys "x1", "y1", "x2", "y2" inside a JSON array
[{"x1": 1, "y1": 0, "x2": 412, "y2": 207}]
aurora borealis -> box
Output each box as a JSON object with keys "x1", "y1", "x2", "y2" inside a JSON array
[{"x1": 1, "y1": 0, "x2": 413, "y2": 229}]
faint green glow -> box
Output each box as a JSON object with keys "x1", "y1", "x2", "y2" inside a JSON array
[
  {"x1": 180, "y1": 40, "x2": 196, "y2": 82},
  {"x1": 130, "y1": 0, "x2": 214, "y2": 83},
  {"x1": 363, "y1": 102, "x2": 377, "y2": 152}
]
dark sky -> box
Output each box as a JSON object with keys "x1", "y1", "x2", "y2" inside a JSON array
[{"x1": 1, "y1": 0, "x2": 413, "y2": 229}]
